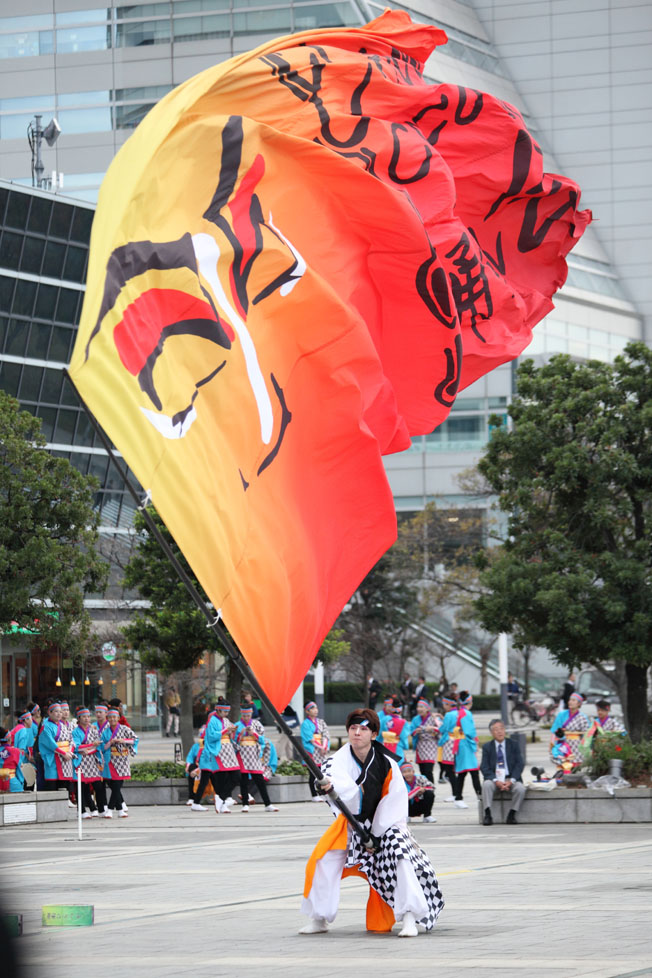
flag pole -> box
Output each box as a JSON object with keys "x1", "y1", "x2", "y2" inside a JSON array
[{"x1": 63, "y1": 370, "x2": 373, "y2": 849}]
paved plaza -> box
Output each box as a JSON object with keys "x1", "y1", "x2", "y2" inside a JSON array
[{"x1": 2, "y1": 789, "x2": 652, "y2": 978}]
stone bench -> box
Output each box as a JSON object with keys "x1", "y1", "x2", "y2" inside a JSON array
[
  {"x1": 478, "y1": 786, "x2": 652, "y2": 823},
  {"x1": 0, "y1": 789, "x2": 69, "y2": 826},
  {"x1": 121, "y1": 774, "x2": 311, "y2": 806}
]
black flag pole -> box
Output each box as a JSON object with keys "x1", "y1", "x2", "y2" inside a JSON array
[{"x1": 63, "y1": 368, "x2": 373, "y2": 848}]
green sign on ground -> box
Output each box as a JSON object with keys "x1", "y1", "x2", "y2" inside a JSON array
[
  {"x1": 42, "y1": 905, "x2": 94, "y2": 927},
  {"x1": 2, "y1": 914, "x2": 23, "y2": 937}
]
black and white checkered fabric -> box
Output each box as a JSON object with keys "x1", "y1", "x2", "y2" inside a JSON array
[{"x1": 346, "y1": 820, "x2": 445, "y2": 930}]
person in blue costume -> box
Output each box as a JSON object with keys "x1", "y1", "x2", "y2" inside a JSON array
[
  {"x1": 9, "y1": 710, "x2": 34, "y2": 792},
  {"x1": 437, "y1": 692, "x2": 481, "y2": 809},
  {"x1": 376, "y1": 696, "x2": 395, "y2": 727},
  {"x1": 190, "y1": 698, "x2": 239, "y2": 814},
  {"x1": 549, "y1": 693, "x2": 590, "y2": 767},
  {"x1": 39, "y1": 701, "x2": 75, "y2": 788},
  {"x1": 234, "y1": 704, "x2": 279, "y2": 812},
  {"x1": 378, "y1": 698, "x2": 409, "y2": 764},
  {"x1": 301, "y1": 701, "x2": 331, "y2": 801},
  {"x1": 184, "y1": 723, "x2": 206, "y2": 806}
]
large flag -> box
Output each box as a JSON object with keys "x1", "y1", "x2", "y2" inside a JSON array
[{"x1": 69, "y1": 11, "x2": 590, "y2": 709}]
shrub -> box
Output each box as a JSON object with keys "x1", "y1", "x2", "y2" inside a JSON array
[
  {"x1": 275, "y1": 760, "x2": 308, "y2": 777},
  {"x1": 130, "y1": 761, "x2": 186, "y2": 782},
  {"x1": 584, "y1": 734, "x2": 652, "y2": 780}
]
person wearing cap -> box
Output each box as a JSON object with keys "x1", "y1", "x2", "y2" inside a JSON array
[
  {"x1": 550, "y1": 692, "x2": 590, "y2": 767},
  {"x1": 409, "y1": 699, "x2": 442, "y2": 785},
  {"x1": 100, "y1": 707, "x2": 138, "y2": 816},
  {"x1": 235, "y1": 704, "x2": 279, "y2": 812},
  {"x1": 190, "y1": 698, "x2": 239, "y2": 813},
  {"x1": 301, "y1": 701, "x2": 331, "y2": 801},
  {"x1": 39, "y1": 701, "x2": 76, "y2": 789},
  {"x1": 72, "y1": 707, "x2": 105, "y2": 818},
  {"x1": 436, "y1": 696, "x2": 457, "y2": 786},
  {"x1": 378, "y1": 697, "x2": 409, "y2": 763},
  {"x1": 300, "y1": 708, "x2": 444, "y2": 938},
  {"x1": 8, "y1": 710, "x2": 34, "y2": 792},
  {"x1": 438, "y1": 692, "x2": 481, "y2": 808},
  {"x1": 400, "y1": 760, "x2": 436, "y2": 823}
]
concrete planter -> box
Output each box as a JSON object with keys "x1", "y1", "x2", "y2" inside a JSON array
[
  {"x1": 122, "y1": 775, "x2": 311, "y2": 805},
  {"x1": 266, "y1": 774, "x2": 310, "y2": 804},
  {"x1": 0, "y1": 789, "x2": 69, "y2": 826},
  {"x1": 479, "y1": 786, "x2": 652, "y2": 824},
  {"x1": 122, "y1": 778, "x2": 187, "y2": 806}
]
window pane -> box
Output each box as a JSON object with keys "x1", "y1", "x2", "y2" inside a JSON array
[
  {"x1": 233, "y1": 9, "x2": 289, "y2": 33},
  {"x1": 0, "y1": 360, "x2": 21, "y2": 396},
  {"x1": 5, "y1": 319, "x2": 28, "y2": 356},
  {"x1": 34, "y1": 283, "x2": 58, "y2": 321},
  {"x1": 54, "y1": 408, "x2": 78, "y2": 443},
  {"x1": 27, "y1": 194, "x2": 52, "y2": 234},
  {"x1": 0, "y1": 315, "x2": 6, "y2": 349},
  {"x1": 174, "y1": 0, "x2": 228, "y2": 11},
  {"x1": 74, "y1": 412, "x2": 95, "y2": 446},
  {"x1": 42, "y1": 240, "x2": 66, "y2": 277},
  {"x1": 114, "y1": 102, "x2": 154, "y2": 128},
  {"x1": 0, "y1": 275, "x2": 15, "y2": 311},
  {"x1": 19, "y1": 234, "x2": 44, "y2": 275},
  {"x1": 27, "y1": 321, "x2": 52, "y2": 358},
  {"x1": 49, "y1": 325, "x2": 73, "y2": 361},
  {"x1": 116, "y1": 19, "x2": 171, "y2": 46},
  {"x1": 70, "y1": 207, "x2": 93, "y2": 243},
  {"x1": 5, "y1": 191, "x2": 29, "y2": 229},
  {"x1": 57, "y1": 90, "x2": 110, "y2": 107},
  {"x1": 0, "y1": 32, "x2": 40, "y2": 59},
  {"x1": 40, "y1": 367, "x2": 63, "y2": 403},
  {"x1": 63, "y1": 246, "x2": 87, "y2": 283},
  {"x1": 117, "y1": 3, "x2": 170, "y2": 17},
  {"x1": 50, "y1": 202, "x2": 73, "y2": 239},
  {"x1": 0, "y1": 187, "x2": 7, "y2": 223},
  {"x1": 35, "y1": 405, "x2": 56, "y2": 440},
  {"x1": 60, "y1": 372, "x2": 79, "y2": 405},
  {"x1": 88, "y1": 454, "x2": 110, "y2": 482},
  {"x1": 0, "y1": 15, "x2": 52, "y2": 30},
  {"x1": 293, "y1": 2, "x2": 359, "y2": 29},
  {"x1": 57, "y1": 106, "x2": 112, "y2": 134},
  {"x1": 1, "y1": 230, "x2": 22, "y2": 269},
  {"x1": 55, "y1": 10, "x2": 112, "y2": 25},
  {"x1": 173, "y1": 14, "x2": 229, "y2": 41},
  {"x1": 18, "y1": 364, "x2": 44, "y2": 401},
  {"x1": 12, "y1": 279, "x2": 37, "y2": 317},
  {"x1": 56, "y1": 25, "x2": 111, "y2": 53}
]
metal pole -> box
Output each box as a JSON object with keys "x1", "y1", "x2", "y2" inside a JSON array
[
  {"x1": 77, "y1": 766, "x2": 82, "y2": 841},
  {"x1": 314, "y1": 661, "x2": 325, "y2": 718},
  {"x1": 499, "y1": 632, "x2": 509, "y2": 726},
  {"x1": 63, "y1": 370, "x2": 373, "y2": 848}
]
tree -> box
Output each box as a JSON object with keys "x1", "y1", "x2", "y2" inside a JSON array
[
  {"x1": 0, "y1": 391, "x2": 107, "y2": 655},
  {"x1": 122, "y1": 507, "x2": 232, "y2": 754},
  {"x1": 474, "y1": 344, "x2": 652, "y2": 741}
]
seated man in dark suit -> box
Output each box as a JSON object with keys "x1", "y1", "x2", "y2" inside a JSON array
[{"x1": 481, "y1": 719, "x2": 526, "y2": 826}]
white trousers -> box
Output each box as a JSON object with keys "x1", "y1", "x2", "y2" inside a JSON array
[{"x1": 302, "y1": 848, "x2": 429, "y2": 923}]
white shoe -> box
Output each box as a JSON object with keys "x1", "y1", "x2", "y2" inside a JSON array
[
  {"x1": 82, "y1": 812, "x2": 92, "y2": 820},
  {"x1": 241, "y1": 805, "x2": 249, "y2": 813},
  {"x1": 121, "y1": 802, "x2": 129, "y2": 813},
  {"x1": 214, "y1": 797, "x2": 224, "y2": 813},
  {"x1": 224, "y1": 797, "x2": 236, "y2": 808},
  {"x1": 118, "y1": 810, "x2": 129, "y2": 818},
  {"x1": 68, "y1": 800, "x2": 76, "y2": 808},
  {"x1": 191, "y1": 803, "x2": 207, "y2": 811},
  {"x1": 185, "y1": 799, "x2": 194, "y2": 806},
  {"x1": 103, "y1": 811, "x2": 113, "y2": 818},
  {"x1": 90, "y1": 811, "x2": 99, "y2": 818},
  {"x1": 299, "y1": 917, "x2": 329, "y2": 934},
  {"x1": 398, "y1": 912, "x2": 418, "y2": 938},
  {"x1": 264, "y1": 804, "x2": 279, "y2": 812},
  {"x1": 311, "y1": 795, "x2": 323, "y2": 802},
  {"x1": 422, "y1": 815, "x2": 436, "y2": 823},
  {"x1": 454, "y1": 800, "x2": 468, "y2": 809},
  {"x1": 443, "y1": 796, "x2": 455, "y2": 803}
]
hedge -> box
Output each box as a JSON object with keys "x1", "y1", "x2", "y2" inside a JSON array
[{"x1": 303, "y1": 683, "x2": 499, "y2": 710}]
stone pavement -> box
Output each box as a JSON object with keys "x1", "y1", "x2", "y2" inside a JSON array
[{"x1": 2, "y1": 794, "x2": 652, "y2": 978}]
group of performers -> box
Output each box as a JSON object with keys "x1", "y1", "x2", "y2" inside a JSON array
[
  {"x1": 1, "y1": 698, "x2": 138, "y2": 816},
  {"x1": 185, "y1": 698, "x2": 279, "y2": 813},
  {"x1": 549, "y1": 695, "x2": 625, "y2": 774}
]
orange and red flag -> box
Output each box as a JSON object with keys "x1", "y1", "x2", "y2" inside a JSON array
[{"x1": 69, "y1": 11, "x2": 590, "y2": 709}]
